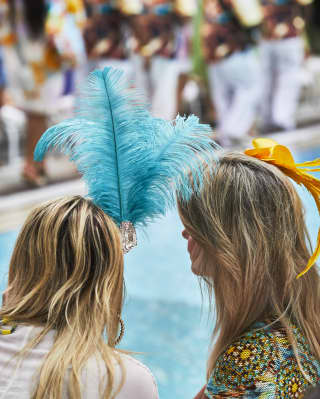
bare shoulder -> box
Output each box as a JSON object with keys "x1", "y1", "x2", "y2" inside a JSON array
[
  {"x1": 81, "y1": 353, "x2": 159, "y2": 399},
  {"x1": 119, "y1": 354, "x2": 159, "y2": 399}
]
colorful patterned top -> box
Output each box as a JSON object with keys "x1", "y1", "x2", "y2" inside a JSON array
[
  {"x1": 205, "y1": 322, "x2": 320, "y2": 398},
  {"x1": 261, "y1": 0, "x2": 313, "y2": 40}
]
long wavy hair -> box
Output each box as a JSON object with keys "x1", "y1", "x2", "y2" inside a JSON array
[
  {"x1": 0, "y1": 196, "x2": 125, "y2": 398},
  {"x1": 10, "y1": 0, "x2": 47, "y2": 38},
  {"x1": 178, "y1": 152, "x2": 320, "y2": 378}
]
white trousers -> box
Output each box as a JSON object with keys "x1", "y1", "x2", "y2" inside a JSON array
[
  {"x1": 208, "y1": 49, "x2": 261, "y2": 144},
  {"x1": 132, "y1": 54, "x2": 191, "y2": 120},
  {"x1": 260, "y1": 36, "x2": 304, "y2": 130}
]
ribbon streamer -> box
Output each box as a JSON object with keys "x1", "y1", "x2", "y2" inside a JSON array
[{"x1": 245, "y1": 138, "x2": 320, "y2": 278}]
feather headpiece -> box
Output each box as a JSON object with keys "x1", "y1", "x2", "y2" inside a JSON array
[{"x1": 34, "y1": 67, "x2": 218, "y2": 252}]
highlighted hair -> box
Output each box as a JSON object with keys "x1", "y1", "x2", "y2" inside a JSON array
[
  {"x1": 178, "y1": 152, "x2": 320, "y2": 378},
  {"x1": 0, "y1": 196, "x2": 125, "y2": 398}
]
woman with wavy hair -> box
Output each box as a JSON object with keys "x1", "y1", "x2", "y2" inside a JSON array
[
  {"x1": 179, "y1": 139, "x2": 320, "y2": 398},
  {"x1": 0, "y1": 63, "x2": 215, "y2": 398},
  {"x1": 0, "y1": 196, "x2": 158, "y2": 399}
]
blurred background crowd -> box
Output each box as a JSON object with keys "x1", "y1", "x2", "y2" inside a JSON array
[
  {"x1": 0, "y1": 0, "x2": 319, "y2": 189},
  {"x1": 1, "y1": 3, "x2": 320, "y2": 397}
]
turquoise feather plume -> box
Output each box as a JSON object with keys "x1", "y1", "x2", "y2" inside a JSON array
[
  {"x1": 127, "y1": 114, "x2": 217, "y2": 225},
  {"x1": 34, "y1": 67, "x2": 218, "y2": 227}
]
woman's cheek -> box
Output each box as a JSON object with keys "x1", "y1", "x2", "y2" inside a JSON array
[{"x1": 190, "y1": 241, "x2": 205, "y2": 276}]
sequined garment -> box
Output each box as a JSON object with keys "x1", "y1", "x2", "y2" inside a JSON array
[
  {"x1": 205, "y1": 322, "x2": 320, "y2": 398},
  {"x1": 261, "y1": 0, "x2": 312, "y2": 40}
]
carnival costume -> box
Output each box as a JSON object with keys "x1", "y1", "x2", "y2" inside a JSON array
[
  {"x1": 82, "y1": 0, "x2": 133, "y2": 83},
  {"x1": 202, "y1": 0, "x2": 262, "y2": 146},
  {"x1": 204, "y1": 138, "x2": 320, "y2": 398},
  {"x1": 260, "y1": 0, "x2": 312, "y2": 131},
  {"x1": 0, "y1": 0, "x2": 86, "y2": 115},
  {"x1": 83, "y1": 0, "x2": 127, "y2": 61},
  {"x1": 121, "y1": 0, "x2": 196, "y2": 120},
  {"x1": 34, "y1": 66, "x2": 216, "y2": 252}
]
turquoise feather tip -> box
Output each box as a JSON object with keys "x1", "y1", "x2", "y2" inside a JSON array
[{"x1": 34, "y1": 67, "x2": 219, "y2": 228}]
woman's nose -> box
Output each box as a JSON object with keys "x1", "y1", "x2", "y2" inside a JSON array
[{"x1": 182, "y1": 229, "x2": 189, "y2": 240}]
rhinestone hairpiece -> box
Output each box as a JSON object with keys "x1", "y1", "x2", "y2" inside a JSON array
[{"x1": 120, "y1": 221, "x2": 137, "y2": 254}]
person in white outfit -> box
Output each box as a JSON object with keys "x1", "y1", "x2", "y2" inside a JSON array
[
  {"x1": 1, "y1": 0, "x2": 86, "y2": 186},
  {"x1": 0, "y1": 196, "x2": 158, "y2": 399},
  {"x1": 82, "y1": 1, "x2": 133, "y2": 82},
  {"x1": 203, "y1": 0, "x2": 262, "y2": 147},
  {"x1": 260, "y1": 0, "x2": 312, "y2": 131},
  {"x1": 123, "y1": 0, "x2": 195, "y2": 120}
]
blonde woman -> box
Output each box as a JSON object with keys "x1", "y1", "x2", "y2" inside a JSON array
[
  {"x1": 179, "y1": 142, "x2": 320, "y2": 398},
  {"x1": 0, "y1": 196, "x2": 158, "y2": 399}
]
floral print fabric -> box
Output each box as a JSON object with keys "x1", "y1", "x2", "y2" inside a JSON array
[{"x1": 205, "y1": 322, "x2": 320, "y2": 398}]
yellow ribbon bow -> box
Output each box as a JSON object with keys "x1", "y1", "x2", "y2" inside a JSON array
[{"x1": 245, "y1": 138, "x2": 320, "y2": 278}]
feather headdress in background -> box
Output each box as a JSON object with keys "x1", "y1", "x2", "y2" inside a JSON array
[{"x1": 34, "y1": 67, "x2": 218, "y2": 252}]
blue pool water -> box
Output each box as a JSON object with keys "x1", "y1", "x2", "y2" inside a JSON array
[{"x1": 0, "y1": 145, "x2": 319, "y2": 398}]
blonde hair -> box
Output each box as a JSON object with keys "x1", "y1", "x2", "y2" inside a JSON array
[
  {"x1": 178, "y1": 151, "x2": 320, "y2": 378},
  {"x1": 0, "y1": 196, "x2": 125, "y2": 398}
]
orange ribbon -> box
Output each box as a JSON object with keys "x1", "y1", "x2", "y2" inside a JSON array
[{"x1": 245, "y1": 138, "x2": 320, "y2": 278}]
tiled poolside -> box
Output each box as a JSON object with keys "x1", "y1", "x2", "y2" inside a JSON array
[{"x1": 0, "y1": 143, "x2": 319, "y2": 398}]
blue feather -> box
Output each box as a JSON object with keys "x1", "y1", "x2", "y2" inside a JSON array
[
  {"x1": 34, "y1": 67, "x2": 219, "y2": 227},
  {"x1": 128, "y1": 114, "x2": 219, "y2": 225}
]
